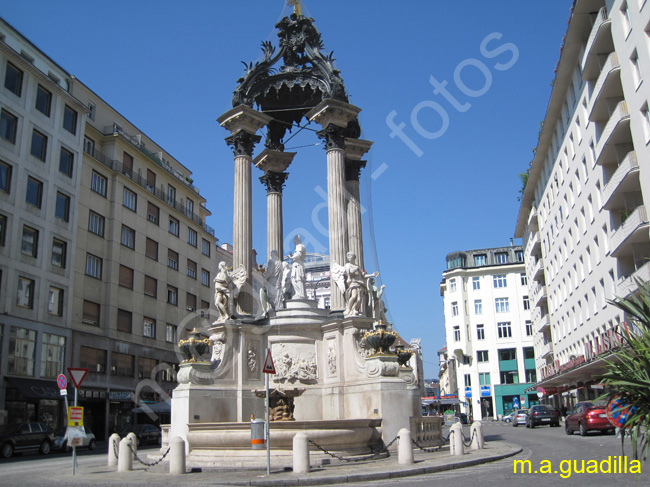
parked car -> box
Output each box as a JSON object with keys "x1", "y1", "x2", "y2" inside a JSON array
[
  {"x1": 0, "y1": 422, "x2": 54, "y2": 458},
  {"x1": 53, "y1": 426, "x2": 97, "y2": 452},
  {"x1": 502, "y1": 412, "x2": 515, "y2": 423},
  {"x1": 119, "y1": 424, "x2": 161, "y2": 446},
  {"x1": 526, "y1": 404, "x2": 561, "y2": 428},
  {"x1": 512, "y1": 408, "x2": 529, "y2": 427},
  {"x1": 565, "y1": 401, "x2": 614, "y2": 436}
]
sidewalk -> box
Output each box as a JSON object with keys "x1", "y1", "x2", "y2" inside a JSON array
[{"x1": 2, "y1": 442, "x2": 523, "y2": 487}]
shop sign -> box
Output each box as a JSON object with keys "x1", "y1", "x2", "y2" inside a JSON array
[
  {"x1": 480, "y1": 385, "x2": 491, "y2": 397},
  {"x1": 585, "y1": 324, "x2": 625, "y2": 361},
  {"x1": 109, "y1": 391, "x2": 133, "y2": 401},
  {"x1": 540, "y1": 355, "x2": 585, "y2": 380},
  {"x1": 464, "y1": 386, "x2": 472, "y2": 398}
]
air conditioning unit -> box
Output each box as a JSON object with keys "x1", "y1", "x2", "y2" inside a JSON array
[
  {"x1": 186, "y1": 306, "x2": 194, "y2": 311},
  {"x1": 82, "y1": 319, "x2": 97, "y2": 325}
]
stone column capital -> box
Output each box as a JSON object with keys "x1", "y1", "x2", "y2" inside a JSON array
[
  {"x1": 260, "y1": 171, "x2": 289, "y2": 194},
  {"x1": 344, "y1": 138, "x2": 373, "y2": 161},
  {"x1": 306, "y1": 99, "x2": 361, "y2": 129},
  {"x1": 317, "y1": 124, "x2": 347, "y2": 151},
  {"x1": 345, "y1": 159, "x2": 367, "y2": 182},
  {"x1": 218, "y1": 105, "x2": 272, "y2": 135},
  {"x1": 253, "y1": 149, "x2": 296, "y2": 173},
  {"x1": 226, "y1": 131, "x2": 262, "y2": 157}
]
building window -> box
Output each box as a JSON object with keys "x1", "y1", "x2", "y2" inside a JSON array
[
  {"x1": 123, "y1": 187, "x2": 137, "y2": 211},
  {"x1": 495, "y1": 252, "x2": 508, "y2": 264},
  {"x1": 55, "y1": 192, "x2": 70, "y2": 222},
  {"x1": 525, "y1": 321, "x2": 533, "y2": 336},
  {"x1": 82, "y1": 300, "x2": 100, "y2": 326},
  {"x1": 169, "y1": 217, "x2": 179, "y2": 236},
  {"x1": 451, "y1": 301, "x2": 459, "y2": 316},
  {"x1": 147, "y1": 202, "x2": 159, "y2": 224},
  {"x1": 479, "y1": 372, "x2": 491, "y2": 386},
  {"x1": 21, "y1": 225, "x2": 38, "y2": 257},
  {"x1": 202, "y1": 238, "x2": 210, "y2": 257},
  {"x1": 500, "y1": 371, "x2": 519, "y2": 384},
  {"x1": 121, "y1": 225, "x2": 135, "y2": 249},
  {"x1": 117, "y1": 309, "x2": 132, "y2": 333},
  {"x1": 523, "y1": 296, "x2": 530, "y2": 310},
  {"x1": 118, "y1": 265, "x2": 134, "y2": 289},
  {"x1": 63, "y1": 105, "x2": 77, "y2": 134},
  {"x1": 91, "y1": 171, "x2": 107, "y2": 196},
  {"x1": 453, "y1": 325, "x2": 460, "y2": 342},
  {"x1": 188, "y1": 228, "x2": 198, "y2": 247},
  {"x1": 472, "y1": 276, "x2": 480, "y2": 290},
  {"x1": 8, "y1": 327, "x2": 36, "y2": 376},
  {"x1": 474, "y1": 299, "x2": 482, "y2": 315},
  {"x1": 88, "y1": 211, "x2": 104, "y2": 237},
  {"x1": 477, "y1": 350, "x2": 489, "y2": 363},
  {"x1": 167, "y1": 285, "x2": 178, "y2": 306},
  {"x1": 201, "y1": 269, "x2": 210, "y2": 287},
  {"x1": 493, "y1": 275, "x2": 507, "y2": 288},
  {"x1": 201, "y1": 300, "x2": 210, "y2": 316},
  {"x1": 474, "y1": 254, "x2": 486, "y2": 266},
  {"x1": 186, "y1": 198, "x2": 194, "y2": 216},
  {"x1": 449, "y1": 278, "x2": 457, "y2": 292},
  {"x1": 186, "y1": 293, "x2": 197, "y2": 312},
  {"x1": 59, "y1": 148, "x2": 74, "y2": 177},
  {"x1": 83, "y1": 136, "x2": 95, "y2": 155},
  {"x1": 167, "y1": 184, "x2": 176, "y2": 204},
  {"x1": 26, "y1": 177, "x2": 43, "y2": 208},
  {"x1": 520, "y1": 273, "x2": 527, "y2": 286},
  {"x1": 497, "y1": 322, "x2": 512, "y2": 338},
  {"x1": 145, "y1": 238, "x2": 158, "y2": 260},
  {"x1": 87, "y1": 101, "x2": 96, "y2": 120},
  {"x1": 143, "y1": 318, "x2": 156, "y2": 339},
  {"x1": 524, "y1": 347, "x2": 535, "y2": 360},
  {"x1": 166, "y1": 324, "x2": 177, "y2": 344},
  {"x1": 4, "y1": 62, "x2": 23, "y2": 96},
  {"x1": 139, "y1": 357, "x2": 157, "y2": 380},
  {"x1": 525, "y1": 369, "x2": 537, "y2": 383},
  {"x1": 464, "y1": 374, "x2": 471, "y2": 388},
  {"x1": 476, "y1": 324, "x2": 485, "y2": 340},
  {"x1": 146, "y1": 169, "x2": 156, "y2": 193},
  {"x1": 30, "y1": 130, "x2": 47, "y2": 161},
  {"x1": 168, "y1": 249, "x2": 179, "y2": 270},
  {"x1": 35, "y1": 85, "x2": 52, "y2": 116},
  {"x1": 495, "y1": 297, "x2": 509, "y2": 313},
  {"x1": 47, "y1": 287, "x2": 63, "y2": 317},
  {"x1": 52, "y1": 238, "x2": 66, "y2": 268},
  {"x1": 0, "y1": 214, "x2": 5, "y2": 246},
  {"x1": 187, "y1": 259, "x2": 197, "y2": 279},
  {"x1": 0, "y1": 160, "x2": 12, "y2": 193},
  {"x1": 85, "y1": 253, "x2": 102, "y2": 279},
  {"x1": 16, "y1": 277, "x2": 35, "y2": 308},
  {"x1": 111, "y1": 352, "x2": 134, "y2": 377},
  {"x1": 40, "y1": 333, "x2": 65, "y2": 378},
  {"x1": 144, "y1": 275, "x2": 157, "y2": 297},
  {"x1": 622, "y1": 1, "x2": 632, "y2": 35},
  {"x1": 80, "y1": 346, "x2": 106, "y2": 373},
  {"x1": 0, "y1": 109, "x2": 17, "y2": 143},
  {"x1": 515, "y1": 250, "x2": 524, "y2": 262},
  {"x1": 122, "y1": 152, "x2": 133, "y2": 174}
]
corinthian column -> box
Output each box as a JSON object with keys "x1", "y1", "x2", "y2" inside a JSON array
[
  {"x1": 307, "y1": 99, "x2": 362, "y2": 311},
  {"x1": 218, "y1": 106, "x2": 271, "y2": 315}
]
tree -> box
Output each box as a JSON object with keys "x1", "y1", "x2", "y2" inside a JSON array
[{"x1": 599, "y1": 280, "x2": 650, "y2": 464}]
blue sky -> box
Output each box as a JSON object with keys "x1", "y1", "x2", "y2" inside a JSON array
[{"x1": 2, "y1": 1, "x2": 571, "y2": 379}]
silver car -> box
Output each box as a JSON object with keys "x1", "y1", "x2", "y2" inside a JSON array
[
  {"x1": 512, "y1": 408, "x2": 529, "y2": 427},
  {"x1": 53, "y1": 426, "x2": 96, "y2": 452}
]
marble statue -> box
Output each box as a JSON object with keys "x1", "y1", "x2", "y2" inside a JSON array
[
  {"x1": 332, "y1": 252, "x2": 378, "y2": 317},
  {"x1": 281, "y1": 261, "x2": 293, "y2": 301},
  {"x1": 264, "y1": 250, "x2": 283, "y2": 310},
  {"x1": 367, "y1": 277, "x2": 388, "y2": 323},
  {"x1": 287, "y1": 235, "x2": 306, "y2": 299},
  {"x1": 213, "y1": 261, "x2": 247, "y2": 322}
]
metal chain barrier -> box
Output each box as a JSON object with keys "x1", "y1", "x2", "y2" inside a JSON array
[
  {"x1": 411, "y1": 438, "x2": 443, "y2": 453},
  {"x1": 308, "y1": 434, "x2": 399, "y2": 463},
  {"x1": 113, "y1": 439, "x2": 119, "y2": 459},
  {"x1": 460, "y1": 428, "x2": 477, "y2": 448},
  {"x1": 128, "y1": 443, "x2": 171, "y2": 467}
]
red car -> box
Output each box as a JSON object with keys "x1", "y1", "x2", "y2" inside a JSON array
[{"x1": 565, "y1": 401, "x2": 614, "y2": 436}]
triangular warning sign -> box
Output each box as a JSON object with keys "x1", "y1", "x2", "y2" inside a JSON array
[
  {"x1": 262, "y1": 349, "x2": 275, "y2": 374},
  {"x1": 67, "y1": 368, "x2": 89, "y2": 389}
]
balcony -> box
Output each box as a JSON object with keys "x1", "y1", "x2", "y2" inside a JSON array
[
  {"x1": 582, "y1": 7, "x2": 613, "y2": 80},
  {"x1": 538, "y1": 339, "x2": 554, "y2": 359},
  {"x1": 527, "y1": 206, "x2": 539, "y2": 230},
  {"x1": 610, "y1": 205, "x2": 649, "y2": 257},
  {"x1": 531, "y1": 257, "x2": 544, "y2": 282},
  {"x1": 602, "y1": 152, "x2": 639, "y2": 210},
  {"x1": 588, "y1": 53, "x2": 622, "y2": 122},
  {"x1": 617, "y1": 261, "x2": 650, "y2": 298},
  {"x1": 525, "y1": 230, "x2": 541, "y2": 259},
  {"x1": 595, "y1": 101, "x2": 631, "y2": 165},
  {"x1": 532, "y1": 282, "x2": 548, "y2": 307}
]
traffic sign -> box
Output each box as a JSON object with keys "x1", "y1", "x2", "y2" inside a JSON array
[
  {"x1": 68, "y1": 406, "x2": 84, "y2": 427},
  {"x1": 606, "y1": 395, "x2": 637, "y2": 428},
  {"x1": 57, "y1": 374, "x2": 67, "y2": 390},
  {"x1": 262, "y1": 349, "x2": 275, "y2": 374},
  {"x1": 67, "y1": 368, "x2": 89, "y2": 389},
  {"x1": 512, "y1": 397, "x2": 520, "y2": 409}
]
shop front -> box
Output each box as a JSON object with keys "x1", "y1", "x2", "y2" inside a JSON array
[
  {"x1": 78, "y1": 388, "x2": 108, "y2": 440},
  {"x1": 3, "y1": 377, "x2": 72, "y2": 431},
  {"x1": 108, "y1": 390, "x2": 134, "y2": 435}
]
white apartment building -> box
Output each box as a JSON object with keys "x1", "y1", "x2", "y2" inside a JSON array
[
  {"x1": 441, "y1": 245, "x2": 537, "y2": 420},
  {"x1": 515, "y1": 0, "x2": 650, "y2": 410}
]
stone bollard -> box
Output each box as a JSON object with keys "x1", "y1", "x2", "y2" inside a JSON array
[
  {"x1": 449, "y1": 423, "x2": 464, "y2": 456},
  {"x1": 292, "y1": 432, "x2": 310, "y2": 474},
  {"x1": 470, "y1": 421, "x2": 484, "y2": 450},
  {"x1": 397, "y1": 428, "x2": 414, "y2": 465},
  {"x1": 127, "y1": 432, "x2": 138, "y2": 461},
  {"x1": 118, "y1": 438, "x2": 133, "y2": 472},
  {"x1": 169, "y1": 437, "x2": 186, "y2": 475},
  {"x1": 108, "y1": 433, "x2": 120, "y2": 467}
]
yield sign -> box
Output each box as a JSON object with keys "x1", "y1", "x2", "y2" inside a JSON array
[
  {"x1": 262, "y1": 349, "x2": 275, "y2": 374},
  {"x1": 67, "y1": 368, "x2": 89, "y2": 389}
]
